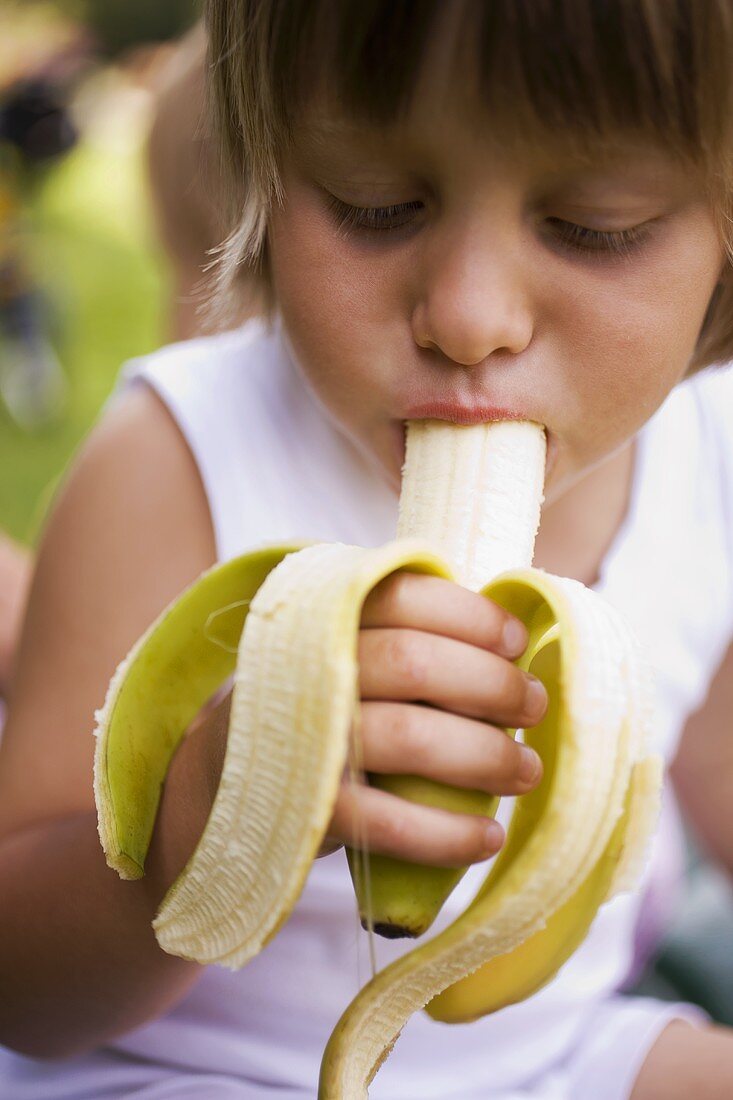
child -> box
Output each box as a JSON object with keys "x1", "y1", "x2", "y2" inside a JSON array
[
  {"x1": 1, "y1": 1, "x2": 733, "y2": 1096},
  {"x1": 0, "y1": 532, "x2": 31, "y2": 706}
]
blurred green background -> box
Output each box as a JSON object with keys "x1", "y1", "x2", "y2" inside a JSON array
[
  {"x1": 0, "y1": 0, "x2": 197, "y2": 544},
  {"x1": 1, "y1": 104, "x2": 166, "y2": 541}
]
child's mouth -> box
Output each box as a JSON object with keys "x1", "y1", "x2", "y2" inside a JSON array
[{"x1": 402, "y1": 401, "x2": 528, "y2": 425}]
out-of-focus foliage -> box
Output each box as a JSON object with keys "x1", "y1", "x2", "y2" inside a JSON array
[
  {"x1": 56, "y1": 0, "x2": 199, "y2": 57},
  {"x1": 0, "y1": 128, "x2": 169, "y2": 541},
  {"x1": 0, "y1": 2, "x2": 178, "y2": 542},
  {"x1": 0, "y1": 3, "x2": 86, "y2": 90},
  {"x1": 0, "y1": 70, "x2": 169, "y2": 541}
]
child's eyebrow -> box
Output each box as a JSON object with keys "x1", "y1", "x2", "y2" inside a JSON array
[
  {"x1": 291, "y1": 115, "x2": 696, "y2": 202},
  {"x1": 297, "y1": 119, "x2": 381, "y2": 152},
  {"x1": 292, "y1": 116, "x2": 409, "y2": 168},
  {"x1": 296, "y1": 108, "x2": 410, "y2": 148}
]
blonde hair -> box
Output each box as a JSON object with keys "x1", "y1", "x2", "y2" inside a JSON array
[{"x1": 204, "y1": 0, "x2": 733, "y2": 372}]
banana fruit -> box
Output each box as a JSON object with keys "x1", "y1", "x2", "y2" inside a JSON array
[
  {"x1": 348, "y1": 419, "x2": 546, "y2": 939},
  {"x1": 94, "y1": 419, "x2": 662, "y2": 1098}
]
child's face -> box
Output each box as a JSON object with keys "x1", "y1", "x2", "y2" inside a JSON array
[{"x1": 268, "y1": 74, "x2": 724, "y2": 502}]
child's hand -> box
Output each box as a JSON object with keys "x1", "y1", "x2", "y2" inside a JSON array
[{"x1": 319, "y1": 573, "x2": 547, "y2": 866}]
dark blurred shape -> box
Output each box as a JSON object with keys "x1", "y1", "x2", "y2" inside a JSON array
[
  {"x1": 0, "y1": 79, "x2": 77, "y2": 162},
  {"x1": 0, "y1": 74, "x2": 75, "y2": 429},
  {"x1": 63, "y1": 0, "x2": 199, "y2": 58},
  {"x1": 0, "y1": 284, "x2": 67, "y2": 431}
]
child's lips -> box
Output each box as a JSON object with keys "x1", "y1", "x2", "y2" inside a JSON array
[{"x1": 402, "y1": 401, "x2": 529, "y2": 425}]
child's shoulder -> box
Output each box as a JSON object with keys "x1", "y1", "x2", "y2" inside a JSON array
[
  {"x1": 650, "y1": 363, "x2": 733, "y2": 471},
  {"x1": 687, "y1": 359, "x2": 733, "y2": 403},
  {"x1": 679, "y1": 363, "x2": 733, "y2": 467},
  {"x1": 119, "y1": 318, "x2": 284, "y2": 402},
  {"x1": 109, "y1": 318, "x2": 332, "y2": 561},
  {"x1": 660, "y1": 366, "x2": 733, "y2": 546},
  {"x1": 110, "y1": 318, "x2": 300, "y2": 469}
]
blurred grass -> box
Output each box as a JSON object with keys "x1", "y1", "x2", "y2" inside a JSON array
[{"x1": 0, "y1": 89, "x2": 170, "y2": 544}]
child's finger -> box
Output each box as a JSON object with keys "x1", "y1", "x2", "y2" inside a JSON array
[
  {"x1": 358, "y1": 628, "x2": 547, "y2": 729},
  {"x1": 361, "y1": 572, "x2": 527, "y2": 658},
  {"x1": 327, "y1": 779, "x2": 505, "y2": 868},
  {"x1": 355, "y1": 700, "x2": 542, "y2": 794}
]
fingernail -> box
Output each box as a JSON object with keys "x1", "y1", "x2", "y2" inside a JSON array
[
  {"x1": 483, "y1": 820, "x2": 504, "y2": 855},
  {"x1": 524, "y1": 675, "x2": 547, "y2": 721},
  {"x1": 502, "y1": 618, "x2": 527, "y2": 656},
  {"x1": 519, "y1": 745, "x2": 542, "y2": 784}
]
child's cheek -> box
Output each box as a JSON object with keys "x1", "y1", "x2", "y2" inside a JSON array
[
  {"x1": 269, "y1": 202, "x2": 406, "y2": 407},
  {"x1": 551, "y1": 219, "x2": 722, "y2": 456}
]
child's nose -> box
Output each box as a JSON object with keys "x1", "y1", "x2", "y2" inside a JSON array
[{"x1": 411, "y1": 231, "x2": 534, "y2": 368}]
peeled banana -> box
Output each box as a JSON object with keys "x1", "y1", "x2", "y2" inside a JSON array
[
  {"x1": 93, "y1": 419, "x2": 662, "y2": 1098},
  {"x1": 349, "y1": 420, "x2": 546, "y2": 939}
]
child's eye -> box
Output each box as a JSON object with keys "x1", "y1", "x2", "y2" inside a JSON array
[
  {"x1": 323, "y1": 195, "x2": 652, "y2": 256},
  {"x1": 546, "y1": 217, "x2": 652, "y2": 258},
  {"x1": 326, "y1": 195, "x2": 424, "y2": 233}
]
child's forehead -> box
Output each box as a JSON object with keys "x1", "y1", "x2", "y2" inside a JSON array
[{"x1": 291, "y1": 100, "x2": 687, "y2": 188}]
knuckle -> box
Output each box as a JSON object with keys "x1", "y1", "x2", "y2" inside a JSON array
[
  {"x1": 392, "y1": 705, "x2": 426, "y2": 760},
  {"x1": 389, "y1": 631, "x2": 429, "y2": 692},
  {"x1": 377, "y1": 807, "x2": 408, "y2": 852},
  {"x1": 383, "y1": 570, "x2": 414, "y2": 619}
]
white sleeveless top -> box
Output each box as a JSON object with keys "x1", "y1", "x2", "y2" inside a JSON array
[{"x1": 1, "y1": 318, "x2": 725, "y2": 1099}]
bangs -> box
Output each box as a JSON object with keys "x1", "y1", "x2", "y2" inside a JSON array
[
  {"x1": 208, "y1": 0, "x2": 733, "y2": 179},
  {"x1": 285, "y1": 0, "x2": 727, "y2": 156}
]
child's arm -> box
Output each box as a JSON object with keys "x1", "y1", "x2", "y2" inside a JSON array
[
  {"x1": 669, "y1": 637, "x2": 733, "y2": 876},
  {"x1": 0, "y1": 384, "x2": 219, "y2": 1058},
  {"x1": 0, "y1": 532, "x2": 31, "y2": 698}
]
